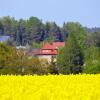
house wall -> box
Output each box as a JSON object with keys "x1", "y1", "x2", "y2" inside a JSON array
[{"x1": 38, "y1": 55, "x2": 56, "y2": 64}]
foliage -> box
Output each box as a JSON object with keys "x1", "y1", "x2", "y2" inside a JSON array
[
  {"x1": 48, "y1": 62, "x2": 59, "y2": 75},
  {"x1": 0, "y1": 16, "x2": 64, "y2": 45},
  {"x1": 32, "y1": 42, "x2": 43, "y2": 49},
  {"x1": 1, "y1": 16, "x2": 100, "y2": 74},
  {"x1": 57, "y1": 33, "x2": 83, "y2": 74},
  {"x1": 64, "y1": 22, "x2": 87, "y2": 50},
  {"x1": 0, "y1": 43, "x2": 17, "y2": 74},
  {"x1": 57, "y1": 47, "x2": 65, "y2": 73},
  {"x1": 83, "y1": 46, "x2": 100, "y2": 74},
  {"x1": 0, "y1": 43, "x2": 43, "y2": 75}
]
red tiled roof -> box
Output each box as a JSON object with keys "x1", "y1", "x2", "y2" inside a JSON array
[
  {"x1": 38, "y1": 42, "x2": 64, "y2": 55},
  {"x1": 41, "y1": 43, "x2": 55, "y2": 50},
  {"x1": 52, "y1": 42, "x2": 64, "y2": 49},
  {"x1": 42, "y1": 42, "x2": 64, "y2": 50}
]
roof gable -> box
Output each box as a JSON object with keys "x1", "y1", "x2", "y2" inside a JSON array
[
  {"x1": 42, "y1": 43, "x2": 55, "y2": 49},
  {"x1": 52, "y1": 42, "x2": 64, "y2": 48},
  {"x1": 41, "y1": 42, "x2": 65, "y2": 50}
]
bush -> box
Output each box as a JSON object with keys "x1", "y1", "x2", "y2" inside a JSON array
[
  {"x1": 83, "y1": 46, "x2": 100, "y2": 74},
  {"x1": 48, "y1": 62, "x2": 59, "y2": 75},
  {"x1": 83, "y1": 64, "x2": 100, "y2": 74},
  {"x1": 0, "y1": 43, "x2": 45, "y2": 75}
]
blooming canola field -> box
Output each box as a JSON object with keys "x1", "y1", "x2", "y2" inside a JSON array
[{"x1": 0, "y1": 74, "x2": 100, "y2": 100}]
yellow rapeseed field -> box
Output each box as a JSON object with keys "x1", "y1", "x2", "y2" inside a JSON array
[{"x1": 0, "y1": 74, "x2": 100, "y2": 100}]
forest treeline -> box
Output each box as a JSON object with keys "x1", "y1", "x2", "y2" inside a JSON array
[
  {"x1": 0, "y1": 16, "x2": 100, "y2": 46},
  {"x1": 0, "y1": 16, "x2": 64, "y2": 46}
]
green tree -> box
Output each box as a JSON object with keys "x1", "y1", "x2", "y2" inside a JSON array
[
  {"x1": 27, "y1": 16, "x2": 43, "y2": 43},
  {"x1": 83, "y1": 46, "x2": 100, "y2": 74},
  {"x1": 0, "y1": 43, "x2": 17, "y2": 74},
  {"x1": 61, "y1": 22, "x2": 68, "y2": 40},
  {"x1": 17, "y1": 19, "x2": 27, "y2": 45},
  {"x1": 1, "y1": 16, "x2": 17, "y2": 35},
  {"x1": 0, "y1": 21, "x2": 4, "y2": 35},
  {"x1": 0, "y1": 43, "x2": 43, "y2": 75},
  {"x1": 64, "y1": 22, "x2": 87, "y2": 50},
  {"x1": 57, "y1": 33, "x2": 83, "y2": 74},
  {"x1": 57, "y1": 47, "x2": 65, "y2": 73}
]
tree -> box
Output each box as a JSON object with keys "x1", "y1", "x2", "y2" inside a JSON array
[
  {"x1": 0, "y1": 21, "x2": 4, "y2": 35},
  {"x1": 16, "y1": 19, "x2": 27, "y2": 45},
  {"x1": 57, "y1": 47, "x2": 65, "y2": 73},
  {"x1": 0, "y1": 43, "x2": 17, "y2": 74},
  {"x1": 0, "y1": 43, "x2": 43, "y2": 75},
  {"x1": 15, "y1": 54, "x2": 42, "y2": 75},
  {"x1": 57, "y1": 33, "x2": 83, "y2": 74},
  {"x1": 83, "y1": 46, "x2": 100, "y2": 74},
  {"x1": 48, "y1": 55, "x2": 59, "y2": 75},
  {"x1": 27, "y1": 16, "x2": 43, "y2": 43},
  {"x1": 1, "y1": 16, "x2": 17, "y2": 36},
  {"x1": 92, "y1": 32, "x2": 100, "y2": 47},
  {"x1": 44, "y1": 22, "x2": 63, "y2": 42},
  {"x1": 61, "y1": 22, "x2": 68, "y2": 40},
  {"x1": 64, "y1": 22, "x2": 87, "y2": 50}
]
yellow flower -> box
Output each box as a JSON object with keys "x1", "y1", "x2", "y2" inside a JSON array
[{"x1": 0, "y1": 74, "x2": 100, "y2": 100}]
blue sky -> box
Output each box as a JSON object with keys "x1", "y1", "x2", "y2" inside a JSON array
[{"x1": 0, "y1": 0, "x2": 100, "y2": 27}]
